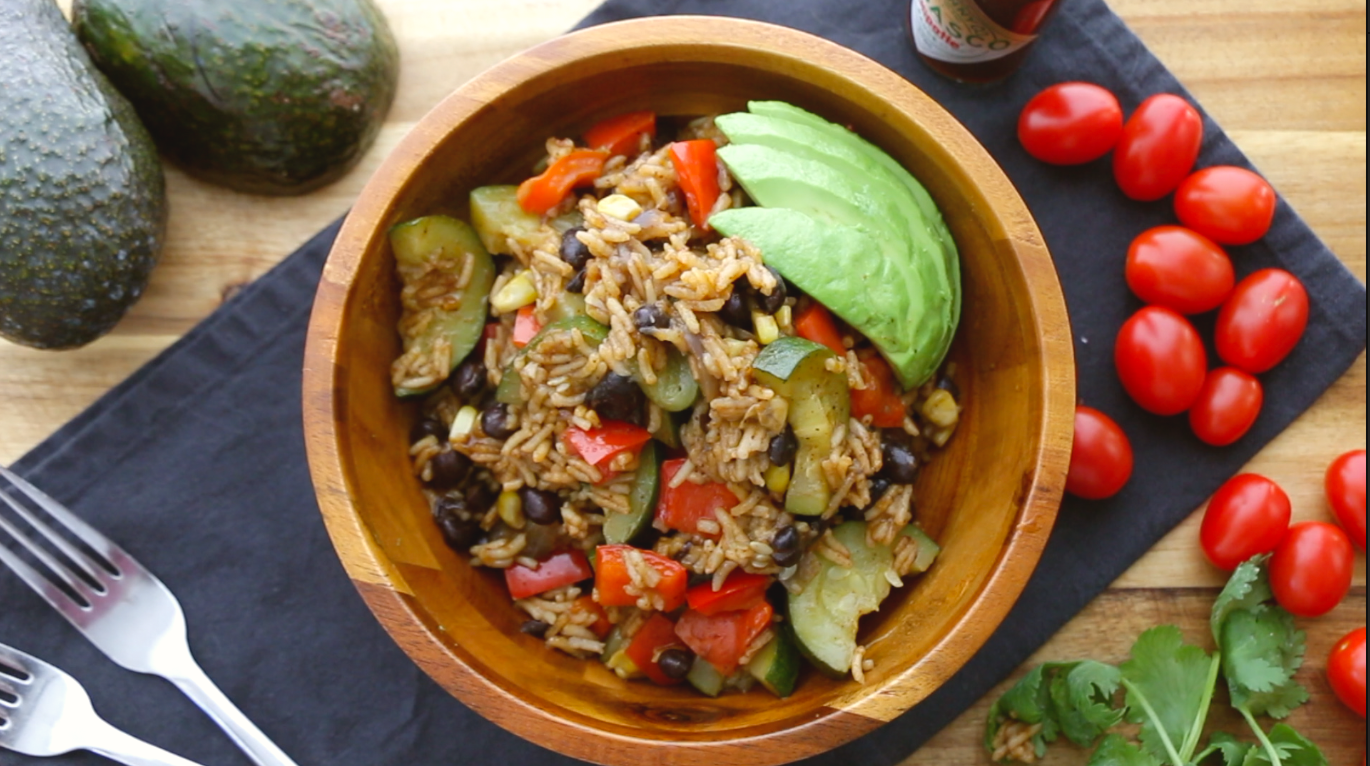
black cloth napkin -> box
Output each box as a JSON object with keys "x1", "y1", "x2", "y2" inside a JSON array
[{"x1": 3, "y1": 0, "x2": 1364, "y2": 764}]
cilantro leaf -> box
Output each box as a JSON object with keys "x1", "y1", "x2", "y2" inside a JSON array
[
  {"x1": 986, "y1": 664, "x2": 1057, "y2": 760},
  {"x1": 1211, "y1": 557, "x2": 1273, "y2": 645},
  {"x1": 1212, "y1": 559, "x2": 1310, "y2": 721},
  {"x1": 1198, "y1": 732, "x2": 1255, "y2": 766},
  {"x1": 1121, "y1": 626, "x2": 1220, "y2": 764},
  {"x1": 1238, "y1": 724, "x2": 1329, "y2": 766},
  {"x1": 1052, "y1": 661, "x2": 1126, "y2": 746},
  {"x1": 1087, "y1": 734, "x2": 1165, "y2": 766}
]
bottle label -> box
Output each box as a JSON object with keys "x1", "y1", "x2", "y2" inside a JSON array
[{"x1": 910, "y1": 0, "x2": 1037, "y2": 64}]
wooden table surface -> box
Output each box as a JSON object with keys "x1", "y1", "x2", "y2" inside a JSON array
[{"x1": 9, "y1": 0, "x2": 1366, "y2": 763}]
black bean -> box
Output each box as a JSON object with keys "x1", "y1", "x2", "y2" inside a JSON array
[
  {"x1": 519, "y1": 486, "x2": 563, "y2": 526},
  {"x1": 767, "y1": 427, "x2": 798, "y2": 466},
  {"x1": 451, "y1": 356, "x2": 487, "y2": 400},
  {"x1": 436, "y1": 513, "x2": 481, "y2": 551},
  {"x1": 657, "y1": 648, "x2": 694, "y2": 680},
  {"x1": 434, "y1": 495, "x2": 470, "y2": 519},
  {"x1": 718, "y1": 289, "x2": 752, "y2": 328},
  {"x1": 565, "y1": 269, "x2": 587, "y2": 294},
  {"x1": 427, "y1": 449, "x2": 472, "y2": 489},
  {"x1": 868, "y1": 475, "x2": 892, "y2": 505},
  {"x1": 632, "y1": 303, "x2": 670, "y2": 332},
  {"x1": 881, "y1": 439, "x2": 920, "y2": 485},
  {"x1": 520, "y1": 620, "x2": 551, "y2": 638},
  {"x1": 937, "y1": 375, "x2": 961, "y2": 400},
  {"x1": 586, "y1": 372, "x2": 645, "y2": 425},
  {"x1": 754, "y1": 267, "x2": 787, "y2": 315},
  {"x1": 464, "y1": 481, "x2": 497, "y2": 513},
  {"x1": 409, "y1": 418, "x2": 447, "y2": 444},
  {"x1": 480, "y1": 403, "x2": 517, "y2": 439},
  {"x1": 770, "y1": 525, "x2": 802, "y2": 568},
  {"x1": 559, "y1": 227, "x2": 591, "y2": 271}
]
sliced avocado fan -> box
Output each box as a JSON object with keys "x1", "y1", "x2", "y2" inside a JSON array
[{"x1": 710, "y1": 102, "x2": 962, "y2": 389}]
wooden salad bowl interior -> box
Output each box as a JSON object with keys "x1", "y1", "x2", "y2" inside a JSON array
[{"x1": 302, "y1": 16, "x2": 1075, "y2": 766}]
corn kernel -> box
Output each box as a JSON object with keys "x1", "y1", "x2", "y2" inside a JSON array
[
  {"x1": 597, "y1": 194, "x2": 643, "y2": 221},
  {"x1": 449, "y1": 406, "x2": 478, "y2": 442},
  {"x1": 492, "y1": 271, "x2": 537, "y2": 314},
  {"x1": 764, "y1": 463, "x2": 791, "y2": 495},
  {"x1": 921, "y1": 389, "x2": 960, "y2": 429},
  {"x1": 776, "y1": 304, "x2": 793, "y2": 332},
  {"x1": 753, "y1": 313, "x2": 780, "y2": 345},
  {"x1": 497, "y1": 490, "x2": 525, "y2": 530}
]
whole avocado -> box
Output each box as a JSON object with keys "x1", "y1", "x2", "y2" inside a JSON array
[
  {"x1": 0, "y1": 0, "x2": 168, "y2": 350},
  {"x1": 73, "y1": 0, "x2": 400, "y2": 196}
]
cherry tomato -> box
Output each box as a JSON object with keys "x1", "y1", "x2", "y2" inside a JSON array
[
  {"x1": 1125, "y1": 226, "x2": 1235, "y2": 315},
  {"x1": 1328, "y1": 627, "x2": 1366, "y2": 718},
  {"x1": 1115, "y1": 307, "x2": 1208, "y2": 416},
  {"x1": 1018, "y1": 82, "x2": 1124, "y2": 165},
  {"x1": 1216, "y1": 269, "x2": 1310, "y2": 374},
  {"x1": 1189, "y1": 368, "x2": 1264, "y2": 447},
  {"x1": 1174, "y1": 166, "x2": 1277, "y2": 245},
  {"x1": 1066, "y1": 406, "x2": 1134, "y2": 500},
  {"x1": 1326, "y1": 450, "x2": 1367, "y2": 551},
  {"x1": 1199, "y1": 474, "x2": 1291, "y2": 570},
  {"x1": 1113, "y1": 94, "x2": 1204, "y2": 201},
  {"x1": 1268, "y1": 521, "x2": 1355, "y2": 618}
]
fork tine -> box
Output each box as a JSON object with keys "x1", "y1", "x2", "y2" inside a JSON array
[
  {"x1": 0, "y1": 485, "x2": 110, "y2": 587},
  {"x1": 0, "y1": 466, "x2": 125, "y2": 570},
  {"x1": 0, "y1": 509, "x2": 99, "y2": 608}
]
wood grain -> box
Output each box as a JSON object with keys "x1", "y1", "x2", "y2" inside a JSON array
[
  {"x1": 302, "y1": 18, "x2": 1073, "y2": 764},
  {"x1": 6, "y1": 0, "x2": 1366, "y2": 764}
]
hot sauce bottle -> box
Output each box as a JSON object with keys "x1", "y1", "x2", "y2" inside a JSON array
[{"x1": 908, "y1": 0, "x2": 1063, "y2": 82}]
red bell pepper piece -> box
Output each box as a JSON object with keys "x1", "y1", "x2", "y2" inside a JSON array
[
  {"x1": 594, "y1": 544, "x2": 688, "y2": 612},
  {"x1": 669, "y1": 140, "x2": 721, "y2": 229},
  {"x1": 573, "y1": 596, "x2": 613, "y2": 640},
  {"x1": 563, "y1": 421, "x2": 652, "y2": 468},
  {"x1": 512, "y1": 305, "x2": 542, "y2": 348},
  {"x1": 504, "y1": 550, "x2": 595, "y2": 600},
  {"x1": 585, "y1": 111, "x2": 657, "y2": 158},
  {"x1": 685, "y1": 572, "x2": 771, "y2": 617},
  {"x1": 517, "y1": 149, "x2": 609, "y2": 215},
  {"x1": 625, "y1": 613, "x2": 688, "y2": 686},
  {"x1": 793, "y1": 303, "x2": 846, "y2": 356},
  {"x1": 674, "y1": 600, "x2": 774, "y2": 676},
  {"x1": 656, "y1": 459, "x2": 740, "y2": 538},
  {"x1": 850, "y1": 351, "x2": 907, "y2": 428}
]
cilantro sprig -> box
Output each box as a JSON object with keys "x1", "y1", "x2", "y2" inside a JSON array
[{"x1": 985, "y1": 557, "x2": 1327, "y2": 766}]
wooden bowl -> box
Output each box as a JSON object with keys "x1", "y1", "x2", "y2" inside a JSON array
[{"x1": 303, "y1": 16, "x2": 1074, "y2": 766}]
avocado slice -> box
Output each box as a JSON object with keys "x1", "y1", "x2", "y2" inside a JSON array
[
  {"x1": 0, "y1": 0, "x2": 168, "y2": 350},
  {"x1": 787, "y1": 521, "x2": 896, "y2": 678},
  {"x1": 715, "y1": 112, "x2": 957, "y2": 380},
  {"x1": 717, "y1": 103, "x2": 963, "y2": 387},
  {"x1": 73, "y1": 0, "x2": 399, "y2": 195}
]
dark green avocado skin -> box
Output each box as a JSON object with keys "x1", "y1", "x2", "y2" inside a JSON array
[
  {"x1": 0, "y1": 0, "x2": 168, "y2": 350},
  {"x1": 73, "y1": 0, "x2": 400, "y2": 196}
]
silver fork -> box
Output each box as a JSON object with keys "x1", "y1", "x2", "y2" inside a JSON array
[
  {"x1": 0, "y1": 465, "x2": 299, "y2": 766},
  {"x1": 0, "y1": 641, "x2": 204, "y2": 766}
]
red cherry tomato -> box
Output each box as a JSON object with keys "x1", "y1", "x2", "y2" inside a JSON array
[
  {"x1": 1216, "y1": 269, "x2": 1310, "y2": 374},
  {"x1": 1199, "y1": 474, "x2": 1291, "y2": 570},
  {"x1": 1113, "y1": 94, "x2": 1204, "y2": 201},
  {"x1": 1018, "y1": 82, "x2": 1124, "y2": 165},
  {"x1": 1189, "y1": 368, "x2": 1264, "y2": 447},
  {"x1": 1328, "y1": 627, "x2": 1366, "y2": 718},
  {"x1": 1115, "y1": 307, "x2": 1208, "y2": 416},
  {"x1": 1268, "y1": 521, "x2": 1355, "y2": 618},
  {"x1": 1174, "y1": 166, "x2": 1277, "y2": 245},
  {"x1": 1125, "y1": 226, "x2": 1235, "y2": 315},
  {"x1": 1326, "y1": 450, "x2": 1367, "y2": 551},
  {"x1": 1066, "y1": 406, "x2": 1134, "y2": 500}
]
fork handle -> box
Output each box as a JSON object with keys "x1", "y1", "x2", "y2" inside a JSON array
[
  {"x1": 89, "y1": 722, "x2": 207, "y2": 766},
  {"x1": 168, "y1": 659, "x2": 300, "y2": 766}
]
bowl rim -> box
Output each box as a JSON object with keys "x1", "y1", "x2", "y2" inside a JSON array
[{"x1": 303, "y1": 15, "x2": 1075, "y2": 766}]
